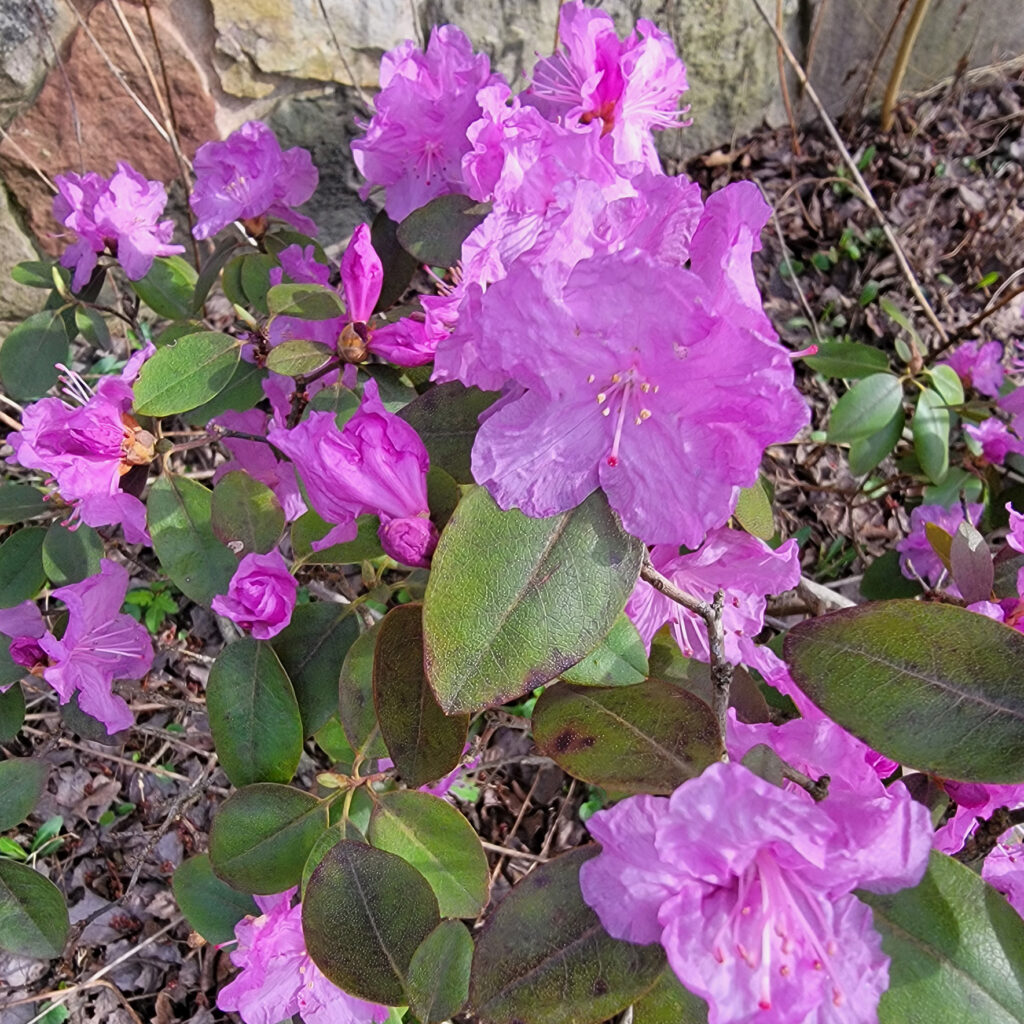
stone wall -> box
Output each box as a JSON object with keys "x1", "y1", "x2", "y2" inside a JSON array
[{"x1": 0, "y1": 0, "x2": 1022, "y2": 328}]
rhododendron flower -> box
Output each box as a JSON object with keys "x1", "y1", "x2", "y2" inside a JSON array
[
  {"x1": 1007, "y1": 502, "x2": 1024, "y2": 554},
  {"x1": 965, "y1": 417, "x2": 1024, "y2": 464},
  {"x1": 218, "y1": 887, "x2": 388, "y2": 1024},
  {"x1": 7, "y1": 351, "x2": 155, "y2": 544},
  {"x1": 0, "y1": 600, "x2": 47, "y2": 678},
  {"x1": 212, "y1": 550, "x2": 298, "y2": 640},
  {"x1": 268, "y1": 380, "x2": 438, "y2": 566},
  {"x1": 580, "y1": 761, "x2": 932, "y2": 1024},
  {"x1": 190, "y1": 120, "x2": 318, "y2": 239},
  {"x1": 896, "y1": 502, "x2": 983, "y2": 587},
  {"x1": 939, "y1": 340, "x2": 1004, "y2": 397},
  {"x1": 53, "y1": 163, "x2": 184, "y2": 290},
  {"x1": 626, "y1": 527, "x2": 800, "y2": 676},
  {"x1": 933, "y1": 781, "x2": 1024, "y2": 855},
  {"x1": 984, "y1": 827, "x2": 1024, "y2": 920},
  {"x1": 524, "y1": 0, "x2": 689, "y2": 171},
  {"x1": 37, "y1": 560, "x2": 154, "y2": 734},
  {"x1": 352, "y1": 25, "x2": 504, "y2": 220}
]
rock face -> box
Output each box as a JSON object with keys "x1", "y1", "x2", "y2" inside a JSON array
[{"x1": 0, "y1": 182, "x2": 43, "y2": 328}]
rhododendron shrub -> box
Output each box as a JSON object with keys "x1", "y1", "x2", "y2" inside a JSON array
[{"x1": 2, "y1": 3, "x2": 1024, "y2": 1023}]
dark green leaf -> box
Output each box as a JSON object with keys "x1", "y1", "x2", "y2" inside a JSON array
[
  {"x1": 74, "y1": 307, "x2": 110, "y2": 347},
  {"x1": 211, "y1": 471, "x2": 285, "y2": 556},
  {"x1": 398, "y1": 383, "x2": 501, "y2": 483},
  {"x1": 303, "y1": 840, "x2": 441, "y2": 1006},
  {"x1": 913, "y1": 387, "x2": 950, "y2": 484},
  {"x1": 408, "y1": 920, "x2": 473, "y2": 1023},
  {"x1": 561, "y1": 614, "x2": 648, "y2": 687},
  {"x1": 424, "y1": 488, "x2": 643, "y2": 714},
  {"x1": 41, "y1": 523, "x2": 102, "y2": 586},
  {"x1": 532, "y1": 680, "x2": 722, "y2": 794},
  {"x1": 300, "y1": 822, "x2": 365, "y2": 894},
  {"x1": 0, "y1": 684, "x2": 25, "y2": 742},
  {"x1": 267, "y1": 283, "x2": 346, "y2": 320},
  {"x1": 272, "y1": 602, "x2": 359, "y2": 736},
  {"x1": 0, "y1": 860, "x2": 69, "y2": 958},
  {"x1": 397, "y1": 194, "x2": 492, "y2": 268},
  {"x1": 0, "y1": 484, "x2": 49, "y2": 526},
  {"x1": 210, "y1": 783, "x2": 327, "y2": 893},
  {"x1": 633, "y1": 968, "x2": 708, "y2": 1024},
  {"x1": 369, "y1": 790, "x2": 489, "y2": 918},
  {"x1": 185, "y1": 360, "x2": 267, "y2": 425},
  {"x1": 147, "y1": 475, "x2": 236, "y2": 605},
  {"x1": 207, "y1": 639, "x2": 303, "y2": 787},
  {"x1": 339, "y1": 624, "x2": 388, "y2": 759},
  {"x1": 265, "y1": 339, "x2": 336, "y2": 377},
  {"x1": 371, "y1": 209, "x2": 419, "y2": 311},
  {"x1": 926, "y1": 365, "x2": 965, "y2": 406},
  {"x1": 172, "y1": 854, "x2": 258, "y2": 945},
  {"x1": 374, "y1": 603, "x2": 468, "y2": 787},
  {"x1": 784, "y1": 600, "x2": 1024, "y2": 781},
  {"x1": 0, "y1": 758, "x2": 47, "y2": 830},
  {"x1": 131, "y1": 255, "x2": 198, "y2": 319},
  {"x1": 11, "y1": 260, "x2": 57, "y2": 288},
  {"x1": 863, "y1": 851, "x2": 1024, "y2": 1023},
  {"x1": 848, "y1": 406, "x2": 905, "y2": 476},
  {"x1": 804, "y1": 340, "x2": 889, "y2": 379},
  {"x1": 827, "y1": 373, "x2": 903, "y2": 443},
  {"x1": 133, "y1": 331, "x2": 240, "y2": 417},
  {"x1": 192, "y1": 238, "x2": 244, "y2": 313},
  {"x1": 240, "y1": 252, "x2": 277, "y2": 314},
  {"x1": 0, "y1": 528, "x2": 46, "y2": 608},
  {"x1": 859, "y1": 550, "x2": 923, "y2": 600},
  {"x1": 469, "y1": 847, "x2": 665, "y2": 1024},
  {"x1": 291, "y1": 511, "x2": 383, "y2": 565},
  {"x1": 0, "y1": 311, "x2": 69, "y2": 400}
]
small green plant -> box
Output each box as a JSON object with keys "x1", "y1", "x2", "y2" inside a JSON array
[{"x1": 123, "y1": 581, "x2": 179, "y2": 634}]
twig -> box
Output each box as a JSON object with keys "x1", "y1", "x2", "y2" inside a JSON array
[
  {"x1": 881, "y1": 0, "x2": 932, "y2": 131},
  {"x1": 21, "y1": 726, "x2": 191, "y2": 782},
  {"x1": 953, "y1": 805, "x2": 1024, "y2": 868},
  {"x1": 749, "y1": 0, "x2": 949, "y2": 347},
  {"x1": 487, "y1": 772, "x2": 541, "y2": 888},
  {"x1": 774, "y1": 0, "x2": 800, "y2": 154},
  {"x1": 537, "y1": 777, "x2": 577, "y2": 861},
  {"x1": 640, "y1": 553, "x2": 731, "y2": 743},
  {"x1": 944, "y1": 281, "x2": 1024, "y2": 350},
  {"x1": 795, "y1": 574, "x2": 857, "y2": 612},
  {"x1": 781, "y1": 765, "x2": 830, "y2": 802},
  {"x1": 479, "y1": 841, "x2": 547, "y2": 863}
]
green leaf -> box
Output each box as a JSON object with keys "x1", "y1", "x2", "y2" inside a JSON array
[
  {"x1": 397, "y1": 382, "x2": 501, "y2": 483},
  {"x1": 923, "y1": 466, "x2": 983, "y2": 508},
  {"x1": 131, "y1": 255, "x2": 198, "y2": 319},
  {"x1": 949, "y1": 520, "x2": 994, "y2": 605},
  {"x1": 374, "y1": 604, "x2": 469, "y2": 787},
  {"x1": 733, "y1": 477, "x2": 774, "y2": 539},
  {"x1": 396, "y1": 194, "x2": 492, "y2": 268},
  {"x1": 0, "y1": 758, "x2": 47, "y2": 830},
  {"x1": 371, "y1": 209, "x2": 419, "y2": 311},
  {"x1": 424, "y1": 487, "x2": 643, "y2": 714},
  {"x1": 369, "y1": 790, "x2": 489, "y2": 918},
  {"x1": 303, "y1": 839, "x2": 441, "y2": 1006},
  {"x1": 0, "y1": 860, "x2": 68, "y2": 958},
  {"x1": 633, "y1": 968, "x2": 708, "y2": 1024},
  {"x1": 184, "y1": 360, "x2": 267, "y2": 425},
  {"x1": 784, "y1": 600, "x2": 1024, "y2": 781},
  {"x1": 863, "y1": 851, "x2": 1024, "y2": 1023},
  {"x1": 211, "y1": 471, "x2": 285, "y2": 556},
  {"x1": 207, "y1": 639, "x2": 303, "y2": 787},
  {"x1": 300, "y1": 822, "x2": 365, "y2": 894},
  {"x1": 408, "y1": 920, "x2": 473, "y2": 1023},
  {"x1": 0, "y1": 311, "x2": 69, "y2": 400},
  {"x1": 560, "y1": 613, "x2": 648, "y2": 687},
  {"x1": 267, "y1": 282, "x2": 346, "y2": 320},
  {"x1": 827, "y1": 373, "x2": 903, "y2": 443},
  {"x1": 172, "y1": 854, "x2": 258, "y2": 945},
  {"x1": 11, "y1": 260, "x2": 58, "y2": 288},
  {"x1": 291, "y1": 510, "x2": 383, "y2": 565},
  {"x1": 339, "y1": 624, "x2": 388, "y2": 759},
  {"x1": 41, "y1": 523, "x2": 103, "y2": 586},
  {"x1": 147, "y1": 475, "x2": 236, "y2": 605},
  {"x1": 469, "y1": 847, "x2": 665, "y2": 1024},
  {"x1": 0, "y1": 684, "x2": 25, "y2": 743},
  {"x1": 913, "y1": 387, "x2": 950, "y2": 484},
  {"x1": 0, "y1": 527, "x2": 46, "y2": 608},
  {"x1": 192, "y1": 238, "x2": 244, "y2": 313},
  {"x1": 133, "y1": 331, "x2": 241, "y2": 417},
  {"x1": 272, "y1": 602, "x2": 359, "y2": 736},
  {"x1": 265, "y1": 339, "x2": 336, "y2": 377},
  {"x1": 848, "y1": 406, "x2": 905, "y2": 476},
  {"x1": 210, "y1": 783, "x2": 327, "y2": 893},
  {"x1": 859, "y1": 550, "x2": 923, "y2": 600},
  {"x1": 532, "y1": 680, "x2": 723, "y2": 794},
  {"x1": 0, "y1": 483, "x2": 49, "y2": 526},
  {"x1": 926, "y1": 364, "x2": 965, "y2": 406},
  {"x1": 803, "y1": 340, "x2": 889, "y2": 379},
  {"x1": 74, "y1": 307, "x2": 110, "y2": 348}
]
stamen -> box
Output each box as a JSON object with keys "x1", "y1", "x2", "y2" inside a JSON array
[
  {"x1": 597, "y1": 392, "x2": 607, "y2": 404},
  {"x1": 607, "y1": 386, "x2": 630, "y2": 467}
]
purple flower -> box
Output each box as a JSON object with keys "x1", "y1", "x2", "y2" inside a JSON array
[
  {"x1": 983, "y1": 829, "x2": 1024, "y2": 920},
  {"x1": 37, "y1": 560, "x2": 154, "y2": 734},
  {"x1": 0, "y1": 601, "x2": 47, "y2": 680},
  {"x1": 218, "y1": 887, "x2": 389, "y2": 1024},
  {"x1": 351, "y1": 26, "x2": 504, "y2": 221},
  {"x1": 896, "y1": 502, "x2": 983, "y2": 588},
  {"x1": 939, "y1": 340, "x2": 1004, "y2": 397},
  {"x1": 53, "y1": 163, "x2": 184, "y2": 290},
  {"x1": 212, "y1": 551, "x2": 298, "y2": 640},
  {"x1": 965, "y1": 417, "x2": 1024, "y2": 464},
  {"x1": 7, "y1": 354, "x2": 155, "y2": 545},
  {"x1": 933, "y1": 781, "x2": 1024, "y2": 855},
  {"x1": 1007, "y1": 502, "x2": 1024, "y2": 555},
  {"x1": 524, "y1": 0, "x2": 689, "y2": 171},
  {"x1": 190, "y1": 121, "x2": 318, "y2": 240},
  {"x1": 626, "y1": 528, "x2": 800, "y2": 676},
  {"x1": 268, "y1": 380, "x2": 438, "y2": 567},
  {"x1": 580, "y1": 761, "x2": 932, "y2": 1024}
]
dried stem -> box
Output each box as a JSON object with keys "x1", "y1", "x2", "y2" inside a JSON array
[
  {"x1": 880, "y1": 0, "x2": 932, "y2": 132},
  {"x1": 640, "y1": 553, "x2": 731, "y2": 744},
  {"x1": 953, "y1": 805, "x2": 1024, "y2": 868}
]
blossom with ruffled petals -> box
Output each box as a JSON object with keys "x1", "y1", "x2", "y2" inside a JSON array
[
  {"x1": 53, "y1": 163, "x2": 184, "y2": 290},
  {"x1": 0, "y1": 601, "x2": 47, "y2": 680},
  {"x1": 37, "y1": 560, "x2": 153, "y2": 734},
  {"x1": 939, "y1": 340, "x2": 1004, "y2": 397},
  {"x1": 268, "y1": 380, "x2": 438, "y2": 566},
  {"x1": 352, "y1": 26, "x2": 504, "y2": 220},
  {"x1": 933, "y1": 781, "x2": 1024, "y2": 855},
  {"x1": 524, "y1": 0, "x2": 689, "y2": 171},
  {"x1": 984, "y1": 828, "x2": 1024, "y2": 920},
  {"x1": 218, "y1": 887, "x2": 389, "y2": 1024},
  {"x1": 965, "y1": 417, "x2": 1024, "y2": 464},
  {"x1": 212, "y1": 551, "x2": 298, "y2": 640},
  {"x1": 190, "y1": 121, "x2": 318, "y2": 239},
  {"x1": 580, "y1": 761, "x2": 932, "y2": 1024},
  {"x1": 7, "y1": 351, "x2": 155, "y2": 544},
  {"x1": 896, "y1": 502, "x2": 983, "y2": 588}
]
